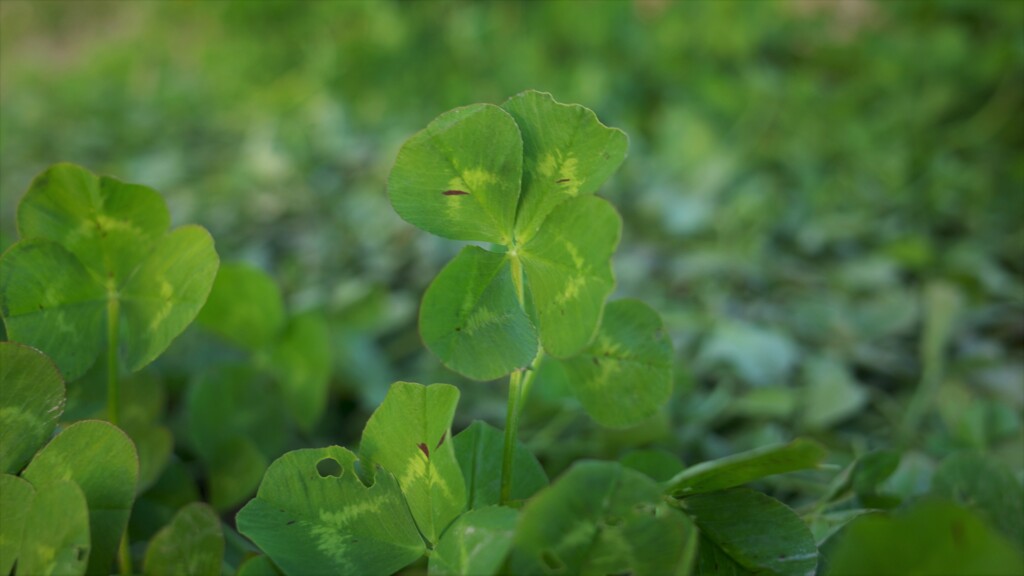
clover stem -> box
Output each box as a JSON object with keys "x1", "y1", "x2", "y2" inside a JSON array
[
  {"x1": 500, "y1": 369, "x2": 524, "y2": 505},
  {"x1": 106, "y1": 290, "x2": 120, "y2": 426},
  {"x1": 500, "y1": 351, "x2": 544, "y2": 505},
  {"x1": 117, "y1": 533, "x2": 132, "y2": 575}
]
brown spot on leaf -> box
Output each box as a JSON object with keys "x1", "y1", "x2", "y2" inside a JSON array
[
  {"x1": 556, "y1": 178, "x2": 571, "y2": 184},
  {"x1": 436, "y1": 432, "x2": 447, "y2": 449},
  {"x1": 443, "y1": 190, "x2": 469, "y2": 196},
  {"x1": 417, "y1": 443, "x2": 430, "y2": 458},
  {"x1": 592, "y1": 357, "x2": 600, "y2": 366}
]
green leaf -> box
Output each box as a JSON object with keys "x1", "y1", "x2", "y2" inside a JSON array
[
  {"x1": 852, "y1": 450, "x2": 901, "y2": 509},
  {"x1": 620, "y1": 449, "x2": 685, "y2": 483},
  {"x1": 186, "y1": 365, "x2": 288, "y2": 463},
  {"x1": 0, "y1": 474, "x2": 34, "y2": 575},
  {"x1": 197, "y1": 262, "x2": 285, "y2": 350},
  {"x1": 694, "y1": 535, "x2": 752, "y2": 576},
  {"x1": 359, "y1": 382, "x2": 466, "y2": 542},
  {"x1": 420, "y1": 246, "x2": 537, "y2": 381},
  {"x1": 129, "y1": 457, "x2": 200, "y2": 544},
  {"x1": 0, "y1": 342, "x2": 65, "y2": 473},
  {"x1": 932, "y1": 452, "x2": 1024, "y2": 553},
  {"x1": 2, "y1": 164, "x2": 220, "y2": 379},
  {"x1": 501, "y1": 90, "x2": 628, "y2": 244},
  {"x1": 0, "y1": 240, "x2": 106, "y2": 381},
  {"x1": 829, "y1": 500, "x2": 1024, "y2": 575},
  {"x1": 556, "y1": 299, "x2": 672, "y2": 427},
  {"x1": 808, "y1": 509, "x2": 876, "y2": 546},
  {"x1": 429, "y1": 506, "x2": 518, "y2": 576},
  {"x1": 268, "y1": 312, "x2": 332, "y2": 432},
  {"x1": 236, "y1": 555, "x2": 281, "y2": 576},
  {"x1": 16, "y1": 163, "x2": 169, "y2": 286},
  {"x1": 508, "y1": 461, "x2": 698, "y2": 576},
  {"x1": 389, "y1": 103, "x2": 523, "y2": 244},
  {"x1": 22, "y1": 420, "x2": 139, "y2": 576},
  {"x1": 520, "y1": 196, "x2": 621, "y2": 358},
  {"x1": 666, "y1": 438, "x2": 826, "y2": 496},
  {"x1": 681, "y1": 488, "x2": 818, "y2": 576},
  {"x1": 236, "y1": 446, "x2": 425, "y2": 576},
  {"x1": 452, "y1": 421, "x2": 548, "y2": 509},
  {"x1": 122, "y1": 422, "x2": 173, "y2": 495},
  {"x1": 800, "y1": 356, "x2": 868, "y2": 430},
  {"x1": 697, "y1": 322, "x2": 798, "y2": 388},
  {"x1": 17, "y1": 478, "x2": 91, "y2": 576},
  {"x1": 143, "y1": 503, "x2": 224, "y2": 576},
  {"x1": 119, "y1": 225, "x2": 219, "y2": 371},
  {"x1": 208, "y1": 437, "x2": 267, "y2": 512},
  {"x1": 119, "y1": 373, "x2": 172, "y2": 493}
]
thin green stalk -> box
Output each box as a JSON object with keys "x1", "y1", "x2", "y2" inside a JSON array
[
  {"x1": 108, "y1": 290, "x2": 130, "y2": 576},
  {"x1": 500, "y1": 369, "x2": 524, "y2": 505},
  {"x1": 117, "y1": 533, "x2": 132, "y2": 575},
  {"x1": 106, "y1": 292, "x2": 120, "y2": 426},
  {"x1": 500, "y1": 351, "x2": 544, "y2": 505}
]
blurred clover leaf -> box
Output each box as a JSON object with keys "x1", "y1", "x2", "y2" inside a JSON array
[
  {"x1": 0, "y1": 163, "x2": 220, "y2": 381},
  {"x1": 0, "y1": 342, "x2": 65, "y2": 474}
]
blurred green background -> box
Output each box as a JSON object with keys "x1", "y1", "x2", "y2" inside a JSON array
[{"x1": 2, "y1": 0, "x2": 1021, "y2": 504}]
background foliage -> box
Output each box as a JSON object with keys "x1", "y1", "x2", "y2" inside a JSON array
[{"x1": 1, "y1": 0, "x2": 1022, "y2": 573}]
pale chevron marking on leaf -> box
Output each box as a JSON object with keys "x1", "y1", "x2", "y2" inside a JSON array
[
  {"x1": 536, "y1": 152, "x2": 580, "y2": 197},
  {"x1": 318, "y1": 495, "x2": 390, "y2": 528},
  {"x1": 556, "y1": 275, "x2": 586, "y2": 305},
  {"x1": 310, "y1": 495, "x2": 392, "y2": 566},
  {"x1": 445, "y1": 169, "x2": 501, "y2": 229},
  {"x1": 564, "y1": 241, "x2": 585, "y2": 270},
  {"x1": 54, "y1": 311, "x2": 75, "y2": 335},
  {"x1": 147, "y1": 279, "x2": 174, "y2": 331},
  {"x1": 66, "y1": 215, "x2": 146, "y2": 247},
  {"x1": 558, "y1": 518, "x2": 598, "y2": 550},
  {"x1": 399, "y1": 451, "x2": 454, "y2": 502},
  {"x1": 464, "y1": 307, "x2": 512, "y2": 336}
]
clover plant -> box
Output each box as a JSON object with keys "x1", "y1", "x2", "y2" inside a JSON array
[
  {"x1": 0, "y1": 165, "x2": 221, "y2": 576},
  {"x1": 231, "y1": 92, "x2": 833, "y2": 575},
  {"x1": 2, "y1": 95, "x2": 1020, "y2": 575},
  {"x1": 0, "y1": 163, "x2": 219, "y2": 424}
]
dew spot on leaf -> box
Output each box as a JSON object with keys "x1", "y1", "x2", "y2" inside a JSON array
[{"x1": 316, "y1": 457, "x2": 343, "y2": 478}]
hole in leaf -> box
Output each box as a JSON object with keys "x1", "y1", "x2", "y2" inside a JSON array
[
  {"x1": 540, "y1": 549, "x2": 566, "y2": 574},
  {"x1": 316, "y1": 457, "x2": 343, "y2": 478}
]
